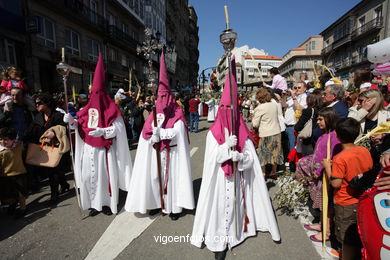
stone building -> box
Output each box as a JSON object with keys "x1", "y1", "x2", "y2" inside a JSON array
[
  {"x1": 216, "y1": 45, "x2": 282, "y2": 88},
  {"x1": 278, "y1": 36, "x2": 323, "y2": 83},
  {"x1": 320, "y1": 0, "x2": 390, "y2": 79},
  {"x1": 24, "y1": 0, "x2": 145, "y2": 93}
]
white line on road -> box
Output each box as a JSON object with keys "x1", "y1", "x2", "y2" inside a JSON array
[
  {"x1": 85, "y1": 212, "x2": 158, "y2": 260},
  {"x1": 85, "y1": 147, "x2": 199, "y2": 260},
  {"x1": 190, "y1": 147, "x2": 198, "y2": 157}
]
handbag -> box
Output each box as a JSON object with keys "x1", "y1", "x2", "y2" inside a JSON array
[
  {"x1": 297, "y1": 108, "x2": 314, "y2": 139},
  {"x1": 26, "y1": 139, "x2": 62, "y2": 168}
]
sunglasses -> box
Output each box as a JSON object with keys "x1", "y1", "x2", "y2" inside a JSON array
[
  {"x1": 293, "y1": 87, "x2": 302, "y2": 90},
  {"x1": 35, "y1": 101, "x2": 44, "y2": 106},
  {"x1": 357, "y1": 99, "x2": 365, "y2": 103}
]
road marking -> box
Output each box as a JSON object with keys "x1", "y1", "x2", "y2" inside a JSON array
[
  {"x1": 190, "y1": 147, "x2": 198, "y2": 157},
  {"x1": 86, "y1": 147, "x2": 198, "y2": 259},
  {"x1": 85, "y1": 211, "x2": 158, "y2": 260}
]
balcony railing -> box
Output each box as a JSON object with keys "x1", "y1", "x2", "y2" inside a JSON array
[
  {"x1": 351, "y1": 54, "x2": 368, "y2": 64},
  {"x1": 42, "y1": 0, "x2": 106, "y2": 30},
  {"x1": 107, "y1": 25, "x2": 139, "y2": 50},
  {"x1": 351, "y1": 17, "x2": 383, "y2": 38},
  {"x1": 322, "y1": 45, "x2": 333, "y2": 55}
]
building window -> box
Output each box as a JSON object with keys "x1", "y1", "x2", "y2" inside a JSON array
[
  {"x1": 311, "y1": 41, "x2": 316, "y2": 50},
  {"x1": 65, "y1": 29, "x2": 80, "y2": 56},
  {"x1": 87, "y1": 39, "x2": 99, "y2": 61},
  {"x1": 358, "y1": 16, "x2": 365, "y2": 28},
  {"x1": 108, "y1": 12, "x2": 116, "y2": 26},
  {"x1": 121, "y1": 54, "x2": 128, "y2": 67},
  {"x1": 0, "y1": 38, "x2": 17, "y2": 65},
  {"x1": 37, "y1": 16, "x2": 55, "y2": 48},
  {"x1": 121, "y1": 23, "x2": 128, "y2": 34},
  {"x1": 109, "y1": 48, "x2": 117, "y2": 62},
  {"x1": 375, "y1": 6, "x2": 382, "y2": 24},
  {"x1": 89, "y1": 0, "x2": 98, "y2": 24}
]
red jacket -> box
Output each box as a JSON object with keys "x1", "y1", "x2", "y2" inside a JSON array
[{"x1": 189, "y1": 98, "x2": 201, "y2": 113}]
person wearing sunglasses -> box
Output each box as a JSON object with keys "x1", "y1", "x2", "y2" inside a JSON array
[{"x1": 348, "y1": 89, "x2": 390, "y2": 136}]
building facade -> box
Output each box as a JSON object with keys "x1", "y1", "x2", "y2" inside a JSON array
[
  {"x1": 216, "y1": 45, "x2": 282, "y2": 87},
  {"x1": 7, "y1": 0, "x2": 145, "y2": 93},
  {"x1": 279, "y1": 36, "x2": 323, "y2": 83},
  {"x1": 320, "y1": 0, "x2": 390, "y2": 79},
  {"x1": 0, "y1": 0, "x2": 199, "y2": 94},
  {"x1": 166, "y1": 0, "x2": 199, "y2": 91}
]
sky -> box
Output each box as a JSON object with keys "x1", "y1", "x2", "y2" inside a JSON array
[{"x1": 189, "y1": 0, "x2": 361, "y2": 75}]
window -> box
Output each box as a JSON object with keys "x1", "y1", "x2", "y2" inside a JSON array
[
  {"x1": 375, "y1": 6, "x2": 382, "y2": 24},
  {"x1": 108, "y1": 12, "x2": 116, "y2": 26},
  {"x1": 311, "y1": 41, "x2": 316, "y2": 50},
  {"x1": 87, "y1": 39, "x2": 99, "y2": 61},
  {"x1": 0, "y1": 38, "x2": 17, "y2": 65},
  {"x1": 358, "y1": 16, "x2": 365, "y2": 28},
  {"x1": 89, "y1": 0, "x2": 98, "y2": 24},
  {"x1": 121, "y1": 23, "x2": 128, "y2": 34},
  {"x1": 65, "y1": 29, "x2": 80, "y2": 55},
  {"x1": 121, "y1": 54, "x2": 127, "y2": 66},
  {"x1": 109, "y1": 48, "x2": 117, "y2": 62},
  {"x1": 37, "y1": 16, "x2": 55, "y2": 48}
]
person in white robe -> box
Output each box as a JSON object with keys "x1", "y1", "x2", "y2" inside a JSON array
[
  {"x1": 191, "y1": 57, "x2": 280, "y2": 260},
  {"x1": 124, "y1": 52, "x2": 194, "y2": 220},
  {"x1": 64, "y1": 53, "x2": 132, "y2": 216},
  {"x1": 206, "y1": 96, "x2": 217, "y2": 122}
]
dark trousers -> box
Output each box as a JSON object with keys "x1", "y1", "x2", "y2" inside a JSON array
[{"x1": 189, "y1": 112, "x2": 199, "y2": 132}]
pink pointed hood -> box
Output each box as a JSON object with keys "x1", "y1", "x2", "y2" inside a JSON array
[
  {"x1": 76, "y1": 53, "x2": 122, "y2": 148},
  {"x1": 142, "y1": 52, "x2": 187, "y2": 150},
  {"x1": 209, "y1": 55, "x2": 251, "y2": 178}
]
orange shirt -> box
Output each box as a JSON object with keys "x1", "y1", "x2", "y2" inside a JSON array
[{"x1": 331, "y1": 145, "x2": 373, "y2": 206}]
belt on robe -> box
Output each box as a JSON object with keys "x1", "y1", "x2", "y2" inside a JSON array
[
  {"x1": 239, "y1": 170, "x2": 249, "y2": 232},
  {"x1": 105, "y1": 148, "x2": 112, "y2": 197},
  {"x1": 163, "y1": 144, "x2": 177, "y2": 195}
]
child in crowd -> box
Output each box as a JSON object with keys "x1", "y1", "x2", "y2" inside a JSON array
[
  {"x1": 0, "y1": 127, "x2": 28, "y2": 218},
  {"x1": 0, "y1": 67, "x2": 35, "y2": 111},
  {"x1": 322, "y1": 118, "x2": 373, "y2": 259}
]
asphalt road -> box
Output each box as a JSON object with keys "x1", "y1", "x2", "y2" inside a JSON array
[{"x1": 0, "y1": 118, "x2": 322, "y2": 260}]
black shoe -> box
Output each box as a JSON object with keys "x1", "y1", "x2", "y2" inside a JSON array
[
  {"x1": 14, "y1": 208, "x2": 27, "y2": 219},
  {"x1": 89, "y1": 208, "x2": 100, "y2": 217},
  {"x1": 50, "y1": 193, "x2": 59, "y2": 205},
  {"x1": 148, "y1": 208, "x2": 161, "y2": 216},
  {"x1": 169, "y1": 213, "x2": 180, "y2": 221},
  {"x1": 102, "y1": 206, "x2": 113, "y2": 216},
  {"x1": 214, "y1": 248, "x2": 228, "y2": 260},
  {"x1": 7, "y1": 202, "x2": 17, "y2": 215},
  {"x1": 60, "y1": 182, "x2": 70, "y2": 194}
]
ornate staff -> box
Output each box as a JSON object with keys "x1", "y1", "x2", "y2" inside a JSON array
[
  {"x1": 56, "y1": 48, "x2": 82, "y2": 214},
  {"x1": 137, "y1": 28, "x2": 165, "y2": 212},
  {"x1": 220, "y1": 5, "x2": 239, "y2": 239}
]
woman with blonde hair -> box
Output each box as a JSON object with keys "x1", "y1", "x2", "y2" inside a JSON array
[
  {"x1": 252, "y1": 88, "x2": 283, "y2": 179},
  {"x1": 348, "y1": 89, "x2": 389, "y2": 134}
]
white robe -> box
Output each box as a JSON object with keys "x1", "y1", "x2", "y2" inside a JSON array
[
  {"x1": 198, "y1": 102, "x2": 203, "y2": 117},
  {"x1": 73, "y1": 116, "x2": 132, "y2": 214},
  {"x1": 124, "y1": 120, "x2": 194, "y2": 214},
  {"x1": 191, "y1": 132, "x2": 280, "y2": 252},
  {"x1": 206, "y1": 99, "x2": 216, "y2": 122}
]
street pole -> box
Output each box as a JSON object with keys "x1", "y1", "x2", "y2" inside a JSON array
[
  {"x1": 56, "y1": 48, "x2": 82, "y2": 216},
  {"x1": 220, "y1": 5, "x2": 239, "y2": 241}
]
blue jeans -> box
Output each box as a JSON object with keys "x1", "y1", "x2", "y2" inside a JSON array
[
  {"x1": 285, "y1": 126, "x2": 296, "y2": 152},
  {"x1": 189, "y1": 112, "x2": 199, "y2": 132},
  {"x1": 129, "y1": 117, "x2": 137, "y2": 140}
]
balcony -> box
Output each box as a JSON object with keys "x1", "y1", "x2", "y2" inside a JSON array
[
  {"x1": 322, "y1": 45, "x2": 333, "y2": 55},
  {"x1": 333, "y1": 34, "x2": 351, "y2": 50},
  {"x1": 107, "y1": 25, "x2": 139, "y2": 51},
  {"x1": 41, "y1": 0, "x2": 106, "y2": 31},
  {"x1": 351, "y1": 17, "x2": 383, "y2": 39},
  {"x1": 351, "y1": 54, "x2": 368, "y2": 65}
]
